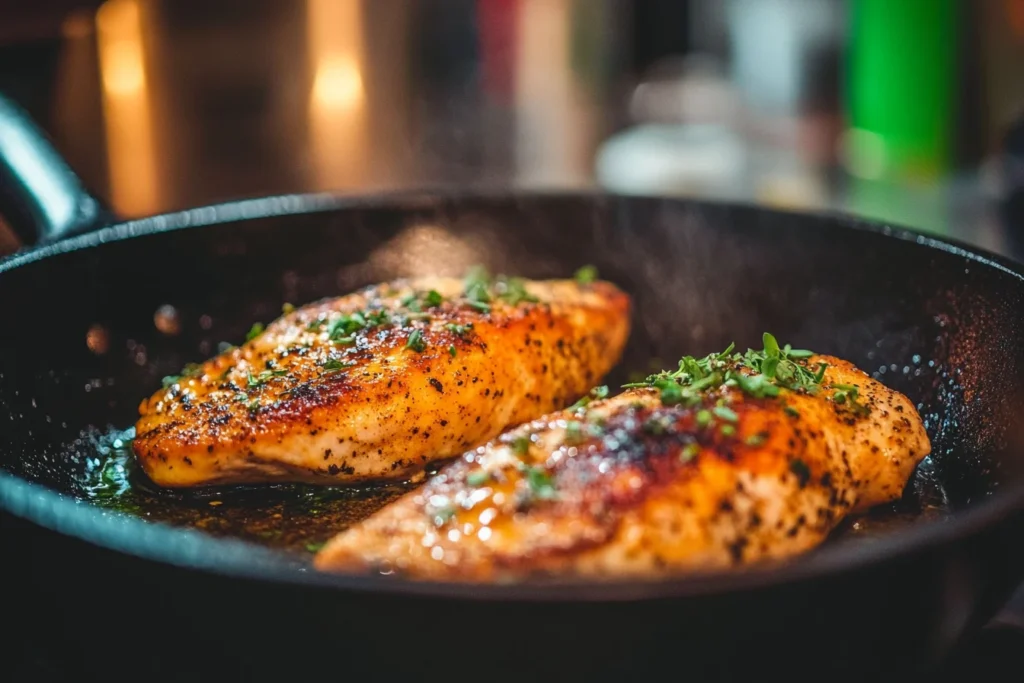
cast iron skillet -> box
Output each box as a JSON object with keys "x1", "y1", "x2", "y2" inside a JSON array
[{"x1": 3, "y1": 94, "x2": 1024, "y2": 683}]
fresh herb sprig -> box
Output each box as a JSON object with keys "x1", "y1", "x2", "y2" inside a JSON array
[
  {"x1": 568, "y1": 385, "x2": 609, "y2": 411},
  {"x1": 574, "y1": 264, "x2": 598, "y2": 284},
  {"x1": 460, "y1": 265, "x2": 539, "y2": 312},
  {"x1": 162, "y1": 362, "x2": 204, "y2": 388},
  {"x1": 623, "y1": 333, "x2": 825, "y2": 408},
  {"x1": 622, "y1": 333, "x2": 869, "y2": 416}
]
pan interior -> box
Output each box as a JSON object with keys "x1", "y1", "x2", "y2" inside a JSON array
[{"x1": 2, "y1": 195, "x2": 1023, "y2": 570}]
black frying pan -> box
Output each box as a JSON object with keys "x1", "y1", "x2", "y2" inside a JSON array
[{"x1": 3, "y1": 94, "x2": 1024, "y2": 683}]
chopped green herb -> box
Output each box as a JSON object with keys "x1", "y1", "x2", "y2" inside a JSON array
[
  {"x1": 466, "y1": 470, "x2": 490, "y2": 487},
  {"x1": 306, "y1": 318, "x2": 327, "y2": 331},
  {"x1": 745, "y1": 433, "x2": 767, "y2": 446},
  {"x1": 784, "y1": 405, "x2": 800, "y2": 418},
  {"x1": 830, "y1": 383, "x2": 869, "y2": 415},
  {"x1": 405, "y1": 329, "x2": 426, "y2": 352},
  {"x1": 401, "y1": 293, "x2": 421, "y2": 312},
  {"x1": 574, "y1": 264, "x2": 598, "y2": 284},
  {"x1": 680, "y1": 442, "x2": 700, "y2": 462},
  {"x1": 445, "y1": 322, "x2": 472, "y2": 337},
  {"x1": 424, "y1": 289, "x2": 444, "y2": 307},
  {"x1": 720, "y1": 424, "x2": 736, "y2": 437},
  {"x1": 713, "y1": 405, "x2": 738, "y2": 422},
  {"x1": 432, "y1": 506, "x2": 456, "y2": 525},
  {"x1": 461, "y1": 265, "x2": 539, "y2": 310},
  {"x1": 322, "y1": 359, "x2": 355, "y2": 373},
  {"x1": 564, "y1": 420, "x2": 584, "y2": 444},
  {"x1": 247, "y1": 398, "x2": 261, "y2": 413},
  {"x1": 524, "y1": 466, "x2": 557, "y2": 500},
  {"x1": 245, "y1": 322, "x2": 265, "y2": 341},
  {"x1": 463, "y1": 265, "x2": 493, "y2": 312},
  {"x1": 512, "y1": 436, "x2": 531, "y2": 456},
  {"x1": 305, "y1": 541, "x2": 325, "y2": 553},
  {"x1": 696, "y1": 409, "x2": 713, "y2": 428},
  {"x1": 163, "y1": 362, "x2": 204, "y2": 387},
  {"x1": 247, "y1": 369, "x2": 287, "y2": 388},
  {"x1": 622, "y1": 333, "x2": 827, "y2": 408},
  {"x1": 282, "y1": 303, "x2": 296, "y2": 314},
  {"x1": 494, "y1": 276, "x2": 538, "y2": 305},
  {"x1": 568, "y1": 384, "x2": 610, "y2": 411},
  {"x1": 448, "y1": 345, "x2": 457, "y2": 357}
]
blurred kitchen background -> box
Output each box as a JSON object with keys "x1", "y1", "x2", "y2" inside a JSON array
[{"x1": 1, "y1": 0, "x2": 1023, "y2": 258}]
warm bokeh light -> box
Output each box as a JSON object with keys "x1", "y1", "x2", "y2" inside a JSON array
[
  {"x1": 513, "y1": 0, "x2": 594, "y2": 187},
  {"x1": 96, "y1": 0, "x2": 159, "y2": 217},
  {"x1": 312, "y1": 56, "x2": 364, "y2": 111},
  {"x1": 306, "y1": 0, "x2": 368, "y2": 190}
]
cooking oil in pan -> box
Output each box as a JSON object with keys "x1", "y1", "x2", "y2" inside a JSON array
[
  {"x1": 77, "y1": 422, "x2": 952, "y2": 561},
  {"x1": 78, "y1": 425, "x2": 415, "y2": 556}
]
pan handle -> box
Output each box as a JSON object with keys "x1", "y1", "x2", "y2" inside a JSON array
[{"x1": 0, "y1": 92, "x2": 114, "y2": 247}]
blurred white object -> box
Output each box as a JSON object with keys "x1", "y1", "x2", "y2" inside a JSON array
[
  {"x1": 597, "y1": 55, "x2": 746, "y2": 198},
  {"x1": 595, "y1": 122, "x2": 745, "y2": 198}
]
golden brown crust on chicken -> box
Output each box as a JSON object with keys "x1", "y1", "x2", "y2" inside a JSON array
[
  {"x1": 314, "y1": 348, "x2": 930, "y2": 581},
  {"x1": 133, "y1": 275, "x2": 631, "y2": 488}
]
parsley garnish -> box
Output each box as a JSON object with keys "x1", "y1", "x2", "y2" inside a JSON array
[
  {"x1": 524, "y1": 466, "x2": 557, "y2": 500},
  {"x1": 248, "y1": 369, "x2": 287, "y2": 388},
  {"x1": 162, "y1": 362, "x2": 203, "y2": 387},
  {"x1": 245, "y1": 322, "x2": 264, "y2": 341},
  {"x1": 713, "y1": 405, "x2": 738, "y2": 422},
  {"x1": 466, "y1": 470, "x2": 490, "y2": 487},
  {"x1": 512, "y1": 436, "x2": 531, "y2": 456},
  {"x1": 830, "y1": 383, "x2": 869, "y2": 415},
  {"x1": 304, "y1": 541, "x2": 325, "y2": 553},
  {"x1": 460, "y1": 265, "x2": 539, "y2": 311},
  {"x1": 493, "y1": 276, "x2": 538, "y2": 305},
  {"x1": 432, "y1": 505, "x2": 456, "y2": 525},
  {"x1": 405, "y1": 329, "x2": 426, "y2": 352},
  {"x1": 680, "y1": 442, "x2": 700, "y2": 462},
  {"x1": 574, "y1": 264, "x2": 598, "y2": 284},
  {"x1": 321, "y1": 359, "x2": 355, "y2": 373},
  {"x1": 568, "y1": 385, "x2": 609, "y2": 411},
  {"x1": 622, "y1": 333, "x2": 829, "y2": 409},
  {"x1": 445, "y1": 322, "x2": 472, "y2": 337},
  {"x1": 463, "y1": 266, "x2": 493, "y2": 312},
  {"x1": 564, "y1": 420, "x2": 584, "y2": 444},
  {"x1": 745, "y1": 433, "x2": 767, "y2": 446},
  {"x1": 449, "y1": 345, "x2": 457, "y2": 357}
]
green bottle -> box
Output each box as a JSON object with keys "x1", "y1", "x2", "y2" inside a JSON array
[{"x1": 846, "y1": 0, "x2": 959, "y2": 182}]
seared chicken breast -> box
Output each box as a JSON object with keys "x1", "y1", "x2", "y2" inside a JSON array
[
  {"x1": 133, "y1": 270, "x2": 631, "y2": 487},
  {"x1": 314, "y1": 336, "x2": 930, "y2": 580}
]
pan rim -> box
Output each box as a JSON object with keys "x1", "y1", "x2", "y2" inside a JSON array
[{"x1": 2, "y1": 187, "x2": 1024, "y2": 602}]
